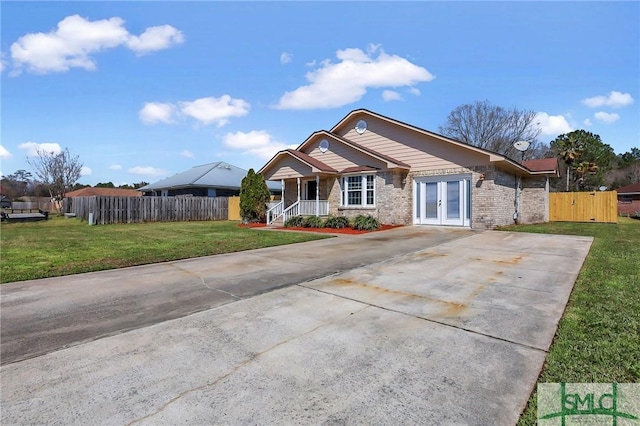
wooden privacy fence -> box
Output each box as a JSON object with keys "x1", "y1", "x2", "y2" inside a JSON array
[
  {"x1": 64, "y1": 196, "x2": 229, "y2": 224},
  {"x1": 550, "y1": 191, "x2": 617, "y2": 223}
]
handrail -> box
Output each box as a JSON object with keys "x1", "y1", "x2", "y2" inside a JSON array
[
  {"x1": 282, "y1": 201, "x2": 300, "y2": 223},
  {"x1": 266, "y1": 201, "x2": 283, "y2": 225}
]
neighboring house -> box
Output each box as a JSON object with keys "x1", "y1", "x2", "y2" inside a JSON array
[
  {"x1": 259, "y1": 109, "x2": 558, "y2": 230},
  {"x1": 616, "y1": 182, "x2": 640, "y2": 215},
  {"x1": 139, "y1": 162, "x2": 280, "y2": 197},
  {"x1": 66, "y1": 187, "x2": 143, "y2": 197}
]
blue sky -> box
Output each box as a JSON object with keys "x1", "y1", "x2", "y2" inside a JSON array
[{"x1": 1, "y1": 1, "x2": 638, "y2": 186}]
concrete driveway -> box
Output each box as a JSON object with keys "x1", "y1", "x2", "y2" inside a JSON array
[{"x1": 0, "y1": 227, "x2": 593, "y2": 425}]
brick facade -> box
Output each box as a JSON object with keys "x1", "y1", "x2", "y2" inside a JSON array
[{"x1": 280, "y1": 166, "x2": 549, "y2": 230}]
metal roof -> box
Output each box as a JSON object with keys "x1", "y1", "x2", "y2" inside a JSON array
[{"x1": 139, "y1": 162, "x2": 280, "y2": 192}]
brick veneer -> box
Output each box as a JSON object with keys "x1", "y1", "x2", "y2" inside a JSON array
[{"x1": 282, "y1": 165, "x2": 550, "y2": 229}]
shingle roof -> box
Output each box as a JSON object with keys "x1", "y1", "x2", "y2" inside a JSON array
[
  {"x1": 139, "y1": 162, "x2": 281, "y2": 192},
  {"x1": 285, "y1": 149, "x2": 338, "y2": 173},
  {"x1": 523, "y1": 158, "x2": 558, "y2": 173},
  {"x1": 340, "y1": 166, "x2": 379, "y2": 173},
  {"x1": 616, "y1": 182, "x2": 640, "y2": 194},
  {"x1": 66, "y1": 187, "x2": 143, "y2": 197}
]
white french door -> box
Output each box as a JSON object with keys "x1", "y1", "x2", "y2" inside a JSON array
[{"x1": 414, "y1": 175, "x2": 470, "y2": 226}]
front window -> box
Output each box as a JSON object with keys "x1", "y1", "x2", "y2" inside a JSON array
[{"x1": 342, "y1": 174, "x2": 375, "y2": 207}]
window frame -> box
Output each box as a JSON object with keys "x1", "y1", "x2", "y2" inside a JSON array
[{"x1": 341, "y1": 173, "x2": 376, "y2": 207}]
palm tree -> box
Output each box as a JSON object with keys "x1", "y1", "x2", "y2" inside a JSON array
[{"x1": 553, "y1": 133, "x2": 584, "y2": 191}]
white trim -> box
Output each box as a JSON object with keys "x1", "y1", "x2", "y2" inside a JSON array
[
  {"x1": 341, "y1": 173, "x2": 376, "y2": 208},
  {"x1": 413, "y1": 174, "x2": 471, "y2": 227}
]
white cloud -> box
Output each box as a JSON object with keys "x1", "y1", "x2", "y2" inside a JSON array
[
  {"x1": 280, "y1": 52, "x2": 293, "y2": 64},
  {"x1": 126, "y1": 25, "x2": 184, "y2": 55},
  {"x1": 0, "y1": 145, "x2": 13, "y2": 159},
  {"x1": 178, "y1": 95, "x2": 250, "y2": 126},
  {"x1": 140, "y1": 96, "x2": 250, "y2": 126},
  {"x1": 127, "y1": 166, "x2": 169, "y2": 177},
  {"x1": 275, "y1": 45, "x2": 434, "y2": 109},
  {"x1": 535, "y1": 112, "x2": 573, "y2": 136},
  {"x1": 109, "y1": 164, "x2": 122, "y2": 170},
  {"x1": 582, "y1": 91, "x2": 634, "y2": 108},
  {"x1": 583, "y1": 118, "x2": 592, "y2": 126},
  {"x1": 80, "y1": 166, "x2": 92, "y2": 176},
  {"x1": 408, "y1": 87, "x2": 421, "y2": 96},
  {"x1": 382, "y1": 90, "x2": 402, "y2": 101},
  {"x1": 18, "y1": 142, "x2": 62, "y2": 157},
  {"x1": 223, "y1": 130, "x2": 296, "y2": 160},
  {"x1": 139, "y1": 102, "x2": 175, "y2": 124},
  {"x1": 594, "y1": 111, "x2": 620, "y2": 123},
  {"x1": 9, "y1": 14, "x2": 183, "y2": 74},
  {"x1": 180, "y1": 150, "x2": 194, "y2": 158}
]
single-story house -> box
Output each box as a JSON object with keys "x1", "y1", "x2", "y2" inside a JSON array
[
  {"x1": 139, "y1": 162, "x2": 281, "y2": 197},
  {"x1": 66, "y1": 187, "x2": 143, "y2": 197},
  {"x1": 616, "y1": 182, "x2": 640, "y2": 215},
  {"x1": 259, "y1": 109, "x2": 558, "y2": 230}
]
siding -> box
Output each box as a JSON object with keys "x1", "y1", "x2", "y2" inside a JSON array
[
  {"x1": 336, "y1": 117, "x2": 492, "y2": 171},
  {"x1": 266, "y1": 156, "x2": 313, "y2": 180},
  {"x1": 303, "y1": 138, "x2": 387, "y2": 171}
]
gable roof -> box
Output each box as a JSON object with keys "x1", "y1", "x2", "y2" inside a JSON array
[
  {"x1": 332, "y1": 108, "x2": 559, "y2": 177},
  {"x1": 616, "y1": 182, "x2": 640, "y2": 194},
  {"x1": 66, "y1": 187, "x2": 143, "y2": 197},
  {"x1": 297, "y1": 131, "x2": 410, "y2": 170},
  {"x1": 139, "y1": 162, "x2": 280, "y2": 192},
  {"x1": 285, "y1": 149, "x2": 338, "y2": 173}
]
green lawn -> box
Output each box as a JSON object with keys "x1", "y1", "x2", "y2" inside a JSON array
[
  {"x1": 497, "y1": 218, "x2": 640, "y2": 425},
  {"x1": 0, "y1": 217, "x2": 329, "y2": 283}
]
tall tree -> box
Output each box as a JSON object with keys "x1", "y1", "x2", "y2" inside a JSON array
[
  {"x1": 550, "y1": 130, "x2": 615, "y2": 191},
  {"x1": 239, "y1": 169, "x2": 271, "y2": 223},
  {"x1": 27, "y1": 148, "x2": 83, "y2": 212},
  {"x1": 439, "y1": 100, "x2": 543, "y2": 160},
  {"x1": 1, "y1": 170, "x2": 33, "y2": 198}
]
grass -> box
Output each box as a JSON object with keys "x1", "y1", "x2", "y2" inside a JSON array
[
  {"x1": 496, "y1": 217, "x2": 640, "y2": 425},
  {"x1": 0, "y1": 217, "x2": 329, "y2": 283}
]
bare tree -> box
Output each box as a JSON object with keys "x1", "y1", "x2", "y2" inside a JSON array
[
  {"x1": 27, "y1": 148, "x2": 83, "y2": 213},
  {"x1": 439, "y1": 100, "x2": 543, "y2": 160}
]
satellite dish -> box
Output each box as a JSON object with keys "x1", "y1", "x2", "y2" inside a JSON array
[
  {"x1": 319, "y1": 139, "x2": 329, "y2": 153},
  {"x1": 513, "y1": 141, "x2": 530, "y2": 152},
  {"x1": 599, "y1": 186, "x2": 607, "y2": 191}
]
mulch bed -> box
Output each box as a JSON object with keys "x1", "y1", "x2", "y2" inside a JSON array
[{"x1": 238, "y1": 223, "x2": 403, "y2": 235}]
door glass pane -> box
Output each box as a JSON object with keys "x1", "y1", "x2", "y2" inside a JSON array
[
  {"x1": 447, "y1": 181, "x2": 460, "y2": 219},
  {"x1": 466, "y1": 179, "x2": 471, "y2": 220},
  {"x1": 415, "y1": 181, "x2": 421, "y2": 219},
  {"x1": 426, "y1": 182, "x2": 437, "y2": 219}
]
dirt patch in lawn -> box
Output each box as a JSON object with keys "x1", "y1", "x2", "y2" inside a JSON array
[{"x1": 238, "y1": 223, "x2": 403, "y2": 235}]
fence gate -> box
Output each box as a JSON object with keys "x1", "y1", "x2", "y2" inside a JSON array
[{"x1": 549, "y1": 191, "x2": 617, "y2": 223}]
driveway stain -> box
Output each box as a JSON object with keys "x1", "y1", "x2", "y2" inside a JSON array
[{"x1": 327, "y1": 277, "x2": 480, "y2": 318}]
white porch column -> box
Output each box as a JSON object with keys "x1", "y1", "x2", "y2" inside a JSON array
[
  {"x1": 297, "y1": 177, "x2": 301, "y2": 203},
  {"x1": 281, "y1": 179, "x2": 285, "y2": 207},
  {"x1": 315, "y1": 174, "x2": 320, "y2": 216}
]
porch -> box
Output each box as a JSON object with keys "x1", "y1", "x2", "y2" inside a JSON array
[{"x1": 266, "y1": 176, "x2": 330, "y2": 225}]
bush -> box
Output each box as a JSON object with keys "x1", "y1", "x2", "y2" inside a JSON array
[
  {"x1": 303, "y1": 216, "x2": 324, "y2": 228},
  {"x1": 352, "y1": 214, "x2": 381, "y2": 231},
  {"x1": 240, "y1": 169, "x2": 271, "y2": 223},
  {"x1": 284, "y1": 215, "x2": 305, "y2": 227},
  {"x1": 324, "y1": 215, "x2": 351, "y2": 229}
]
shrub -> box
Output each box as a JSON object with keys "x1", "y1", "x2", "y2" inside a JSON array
[
  {"x1": 303, "y1": 216, "x2": 324, "y2": 228},
  {"x1": 352, "y1": 214, "x2": 381, "y2": 231},
  {"x1": 240, "y1": 169, "x2": 271, "y2": 223},
  {"x1": 284, "y1": 215, "x2": 305, "y2": 227},
  {"x1": 324, "y1": 215, "x2": 351, "y2": 229}
]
